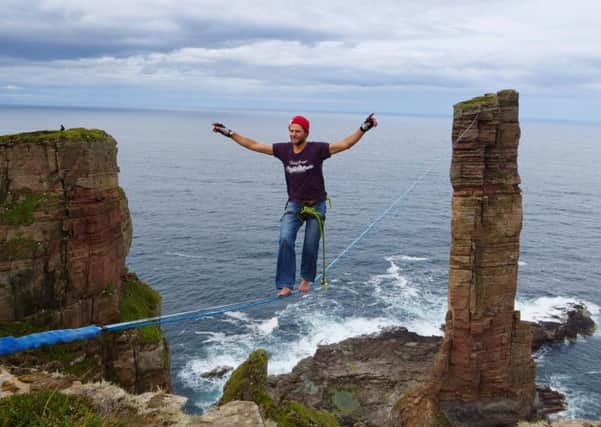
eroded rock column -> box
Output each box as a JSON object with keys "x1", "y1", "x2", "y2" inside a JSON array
[{"x1": 434, "y1": 90, "x2": 535, "y2": 425}]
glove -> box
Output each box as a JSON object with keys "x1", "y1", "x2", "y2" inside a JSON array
[
  {"x1": 359, "y1": 113, "x2": 377, "y2": 132},
  {"x1": 212, "y1": 122, "x2": 234, "y2": 137}
]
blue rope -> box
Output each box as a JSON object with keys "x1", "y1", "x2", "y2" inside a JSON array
[
  {"x1": 0, "y1": 158, "x2": 441, "y2": 356},
  {"x1": 106, "y1": 153, "x2": 449, "y2": 332},
  {"x1": 104, "y1": 296, "x2": 281, "y2": 332},
  {"x1": 317, "y1": 158, "x2": 442, "y2": 281},
  {"x1": 1, "y1": 113, "x2": 482, "y2": 355}
]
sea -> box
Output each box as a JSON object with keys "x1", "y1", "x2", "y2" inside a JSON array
[{"x1": 1, "y1": 106, "x2": 599, "y2": 419}]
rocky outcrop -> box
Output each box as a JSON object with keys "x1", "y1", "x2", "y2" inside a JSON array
[
  {"x1": 428, "y1": 90, "x2": 536, "y2": 426},
  {"x1": 529, "y1": 304, "x2": 596, "y2": 351},
  {"x1": 222, "y1": 349, "x2": 340, "y2": 426},
  {"x1": 0, "y1": 129, "x2": 169, "y2": 393},
  {"x1": 519, "y1": 421, "x2": 601, "y2": 427},
  {"x1": 534, "y1": 385, "x2": 567, "y2": 417},
  {"x1": 268, "y1": 327, "x2": 441, "y2": 426},
  {"x1": 0, "y1": 364, "x2": 203, "y2": 426},
  {"x1": 198, "y1": 401, "x2": 265, "y2": 426}
]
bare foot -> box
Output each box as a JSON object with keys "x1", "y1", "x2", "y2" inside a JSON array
[
  {"x1": 277, "y1": 287, "x2": 293, "y2": 297},
  {"x1": 299, "y1": 279, "x2": 311, "y2": 293}
]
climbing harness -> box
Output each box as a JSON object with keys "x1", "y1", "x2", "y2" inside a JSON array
[
  {"x1": 299, "y1": 197, "x2": 332, "y2": 289},
  {"x1": 0, "y1": 113, "x2": 483, "y2": 356}
]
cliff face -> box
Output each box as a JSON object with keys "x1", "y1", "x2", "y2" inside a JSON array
[
  {"x1": 0, "y1": 129, "x2": 129, "y2": 326},
  {"x1": 432, "y1": 90, "x2": 535, "y2": 425},
  {"x1": 0, "y1": 129, "x2": 168, "y2": 393}
]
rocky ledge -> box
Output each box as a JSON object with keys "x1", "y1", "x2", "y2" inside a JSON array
[
  {"x1": 529, "y1": 304, "x2": 596, "y2": 352},
  {"x1": 268, "y1": 327, "x2": 440, "y2": 426}
]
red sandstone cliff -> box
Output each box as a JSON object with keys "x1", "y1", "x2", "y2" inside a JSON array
[
  {"x1": 0, "y1": 129, "x2": 169, "y2": 393},
  {"x1": 0, "y1": 129, "x2": 128, "y2": 326},
  {"x1": 431, "y1": 90, "x2": 535, "y2": 426}
]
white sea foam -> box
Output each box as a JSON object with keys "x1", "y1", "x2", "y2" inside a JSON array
[
  {"x1": 181, "y1": 255, "x2": 601, "y2": 415},
  {"x1": 518, "y1": 261, "x2": 527, "y2": 266},
  {"x1": 224, "y1": 311, "x2": 249, "y2": 322},
  {"x1": 165, "y1": 251, "x2": 205, "y2": 259},
  {"x1": 388, "y1": 255, "x2": 430, "y2": 262},
  {"x1": 267, "y1": 314, "x2": 399, "y2": 375},
  {"x1": 516, "y1": 296, "x2": 600, "y2": 325},
  {"x1": 368, "y1": 256, "x2": 446, "y2": 336},
  {"x1": 254, "y1": 317, "x2": 279, "y2": 335},
  {"x1": 547, "y1": 373, "x2": 601, "y2": 420},
  {"x1": 182, "y1": 275, "x2": 597, "y2": 412}
]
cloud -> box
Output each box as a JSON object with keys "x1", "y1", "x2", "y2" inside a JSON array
[{"x1": 1, "y1": 0, "x2": 600, "y2": 117}]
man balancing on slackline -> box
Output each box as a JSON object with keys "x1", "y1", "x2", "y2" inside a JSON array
[{"x1": 212, "y1": 114, "x2": 378, "y2": 297}]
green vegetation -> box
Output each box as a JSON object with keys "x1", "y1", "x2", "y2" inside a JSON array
[
  {"x1": 0, "y1": 192, "x2": 49, "y2": 225},
  {"x1": 0, "y1": 320, "x2": 43, "y2": 338},
  {"x1": 331, "y1": 389, "x2": 360, "y2": 416},
  {"x1": 102, "y1": 282, "x2": 117, "y2": 297},
  {"x1": 0, "y1": 390, "x2": 124, "y2": 427},
  {"x1": 455, "y1": 93, "x2": 499, "y2": 110},
  {"x1": 271, "y1": 401, "x2": 340, "y2": 427},
  {"x1": 0, "y1": 234, "x2": 42, "y2": 261},
  {"x1": 0, "y1": 128, "x2": 111, "y2": 145},
  {"x1": 219, "y1": 349, "x2": 275, "y2": 411},
  {"x1": 119, "y1": 274, "x2": 162, "y2": 344},
  {"x1": 220, "y1": 349, "x2": 340, "y2": 425}
]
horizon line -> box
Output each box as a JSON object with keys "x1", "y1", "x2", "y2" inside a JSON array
[{"x1": 1, "y1": 103, "x2": 599, "y2": 126}]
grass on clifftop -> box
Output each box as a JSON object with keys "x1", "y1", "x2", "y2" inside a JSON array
[
  {"x1": 454, "y1": 93, "x2": 499, "y2": 111},
  {"x1": 0, "y1": 391, "x2": 124, "y2": 427},
  {"x1": 119, "y1": 274, "x2": 162, "y2": 344},
  {"x1": 0, "y1": 128, "x2": 110, "y2": 145}
]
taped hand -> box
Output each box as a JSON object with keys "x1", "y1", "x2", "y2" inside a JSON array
[
  {"x1": 212, "y1": 123, "x2": 234, "y2": 137},
  {"x1": 359, "y1": 113, "x2": 378, "y2": 132}
]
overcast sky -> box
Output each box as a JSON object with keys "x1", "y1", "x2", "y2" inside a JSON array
[{"x1": 1, "y1": 0, "x2": 600, "y2": 120}]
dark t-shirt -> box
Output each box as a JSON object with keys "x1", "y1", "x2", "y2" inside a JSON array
[{"x1": 273, "y1": 142, "x2": 331, "y2": 202}]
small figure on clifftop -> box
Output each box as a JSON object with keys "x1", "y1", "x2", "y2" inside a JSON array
[
  {"x1": 212, "y1": 114, "x2": 378, "y2": 297},
  {"x1": 60, "y1": 124, "x2": 65, "y2": 131}
]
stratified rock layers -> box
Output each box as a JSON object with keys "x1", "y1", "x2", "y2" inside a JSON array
[
  {"x1": 433, "y1": 90, "x2": 535, "y2": 425},
  {"x1": 0, "y1": 129, "x2": 129, "y2": 327},
  {"x1": 0, "y1": 129, "x2": 169, "y2": 393}
]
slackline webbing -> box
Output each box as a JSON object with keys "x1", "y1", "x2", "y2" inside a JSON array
[{"x1": 0, "y1": 111, "x2": 480, "y2": 356}]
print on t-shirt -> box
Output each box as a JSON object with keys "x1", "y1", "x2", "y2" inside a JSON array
[
  {"x1": 286, "y1": 160, "x2": 315, "y2": 174},
  {"x1": 272, "y1": 141, "x2": 331, "y2": 202}
]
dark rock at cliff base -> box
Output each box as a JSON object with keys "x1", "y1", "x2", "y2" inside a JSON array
[
  {"x1": 533, "y1": 385, "x2": 567, "y2": 417},
  {"x1": 529, "y1": 304, "x2": 596, "y2": 352},
  {"x1": 201, "y1": 365, "x2": 234, "y2": 379},
  {"x1": 267, "y1": 327, "x2": 441, "y2": 426}
]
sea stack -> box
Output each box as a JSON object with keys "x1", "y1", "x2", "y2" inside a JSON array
[{"x1": 432, "y1": 90, "x2": 535, "y2": 425}]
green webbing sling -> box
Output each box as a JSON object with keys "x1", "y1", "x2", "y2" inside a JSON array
[{"x1": 299, "y1": 197, "x2": 332, "y2": 289}]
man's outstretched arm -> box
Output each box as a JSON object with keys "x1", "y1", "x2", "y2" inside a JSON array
[
  {"x1": 329, "y1": 113, "x2": 378, "y2": 155},
  {"x1": 212, "y1": 123, "x2": 273, "y2": 155}
]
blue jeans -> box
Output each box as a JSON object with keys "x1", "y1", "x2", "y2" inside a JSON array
[{"x1": 276, "y1": 200, "x2": 326, "y2": 290}]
